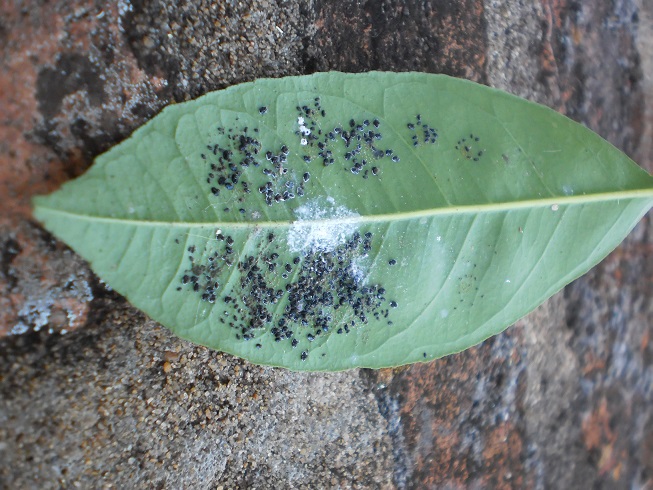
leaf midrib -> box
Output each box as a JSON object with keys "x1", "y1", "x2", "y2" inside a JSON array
[{"x1": 35, "y1": 188, "x2": 653, "y2": 229}]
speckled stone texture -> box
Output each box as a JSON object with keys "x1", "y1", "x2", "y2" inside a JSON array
[{"x1": 0, "y1": 0, "x2": 651, "y2": 488}]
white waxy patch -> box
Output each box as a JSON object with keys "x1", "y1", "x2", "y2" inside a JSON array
[
  {"x1": 297, "y1": 115, "x2": 311, "y2": 138},
  {"x1": 287, "y1": 198, "x2": 359, "y2": 253},
  {"x1": 349, "y1": 256, "x2": 369, "y2": 284}
]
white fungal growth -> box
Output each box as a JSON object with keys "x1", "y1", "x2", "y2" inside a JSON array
[{"x1": 287, "y1": 198, "x2": 359, "y2": 253}]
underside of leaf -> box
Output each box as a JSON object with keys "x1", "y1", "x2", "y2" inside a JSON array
[{"x1": 33, "y1": 72, "x2": 653, "y2": 371}]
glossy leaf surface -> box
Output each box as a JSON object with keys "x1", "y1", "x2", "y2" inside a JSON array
[{"x1": 33, "y1": 72, "x2": 653, "y2": 371}]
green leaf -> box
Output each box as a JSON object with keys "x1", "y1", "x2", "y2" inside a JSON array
[{"x1": 33, "y1": 72, "x2": 653, "y2": 371}]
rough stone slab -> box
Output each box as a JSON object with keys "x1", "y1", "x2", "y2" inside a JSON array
[
  {"x1": 0, "y1": 0, "x2": 651, "y2": 488},
  {"x1": 1, "y1": 300, "x2": 395, "y2": 488}
]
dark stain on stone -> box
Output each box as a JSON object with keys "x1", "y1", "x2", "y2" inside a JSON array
[
  {"x1": 82, "y1": 271, "x2": 129, "y2": 336},
  {"x1": 129, "y1": 101, "x2": 160, "y2": 121},
  {"x1": 0, "y1": 309, "x2": 112, "y2": 384},
  {"x1": 544, "y1": 0, "x2": 643, "y2": 154},
  {"x1": 31, "y1": 111, "x2": 124, "y2": 170},
  {"x1": 301, "y1": 37, "x2": 321, "y2": 74},
  {"x1": 36, "y1": 52, "x2": 106, "y2": 121},
  {"x1": 28, "y1": 118, "x2": 62, "y2": 158},
  {"x1": 0, "y1": 331, "x2": 53, "y2": 393},
  {"x1": 69, "y1": 117, "x2": 124, "y2": 166},
  {"x1": 361, "y1": 368, "x2": 411, "y2": 487},
  {"x1": 122, "y1": 1, "x2": 180, "y2": 91},
  {"x1": 642, "y1": 413, "x2": 653, "y2": 480},
  {"x1": 363, "y1": 334, "x2": 531, "y2": 488},
  {"x1": 28, "y1": 117, "x2": 88, "y2": 174},
  {"x1": 31, "y1": 51, "x2": 127, "y2": 166},
  {"x1": 30, "y1": 221, "x2": 60, "y2": 253},
  {"x1": 0, "y1": 17, "x2": 6, "y2": 44},
  {"x1": 0, "y1": 235, "x2": 22, "y2": 290},
  {"x1": 312, "y1": 0, "x2": 487, "y2": 80}
]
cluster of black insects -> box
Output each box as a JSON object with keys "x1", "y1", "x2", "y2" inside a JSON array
[
  {"x1": 202, "y1": 125, "x2": 305, "y2": 210},
  {"x1": 292, "y1": 98, "x2": 403, "y2": 178},
  {"x1": 199, "y1": 97, "x2": 413, "y2": 217},
  {"x1": 201, "y1": 97, "x2": 486, "y2": 220},
  {"x1": 177, "y1": 230, "x2": 399, "y2": 361},
  {"x1": 181, "y1": 97, "x2": 488, "y2": 361},
  {"x1": 175, "y1": 232, "x2": 236, "y2": 303},
  {"x1": 455, "y1": 133, "x2": 484, "y2": 161},
  {"x1": 407, "y1": 114, "x2": 438, "y2": 147}
]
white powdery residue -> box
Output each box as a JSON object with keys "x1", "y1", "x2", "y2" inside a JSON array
[
  {"x1": 349, "y1": 255, "x2": 368, "y2": 284},
  {"x1": 287, "y1": 199, "x2": 359, "y2": 253},
  {"x1": 562, "y1": 184, "x2": 574, "y2": 196},
  {"x1": 298, "y1": 116, "x2": 311, "y2": 137}
]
